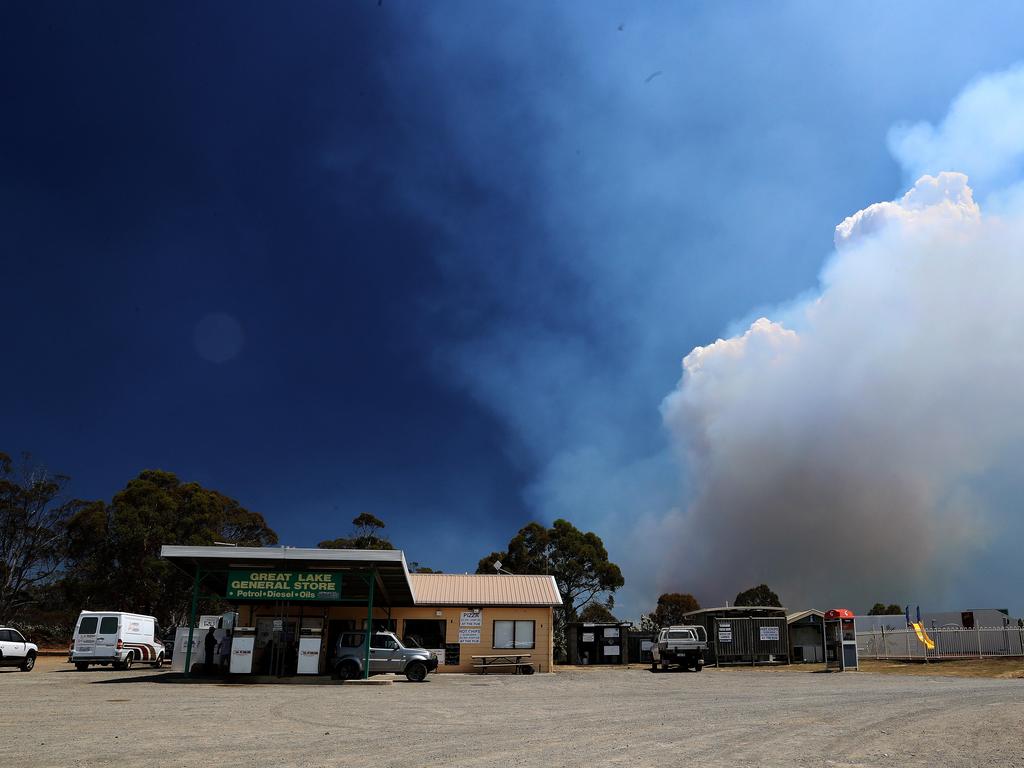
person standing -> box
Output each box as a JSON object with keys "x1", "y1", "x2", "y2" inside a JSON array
[{"x1": 204, "y1": 626, "x2": 217, "y2": 669}]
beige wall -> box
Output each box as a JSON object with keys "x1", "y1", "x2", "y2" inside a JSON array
[{"x1": 242, "y1": 604, "x2": 554, "y2": 673}]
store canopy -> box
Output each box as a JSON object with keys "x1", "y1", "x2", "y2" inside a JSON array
[{"x1": 160, "y1": 545, "x2": 416, "y2": 606}]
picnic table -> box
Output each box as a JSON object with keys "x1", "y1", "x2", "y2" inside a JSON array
[{"x1": 471, "y1": 653, "x2": 535, "y2": 675}]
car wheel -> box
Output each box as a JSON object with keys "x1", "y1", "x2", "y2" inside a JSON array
[
  {"x1": 152, "y1": 654, "x2": 164, "y2": 669},
  {"x1": 20, "y1": 653, "x2": 36, "y2": 672},
  {"x1": 75, "y1": 662, "x2": 90, "y2": 671},
  {"x1": 334, "y1": 660, "x2": 358, "y2": 681},
  {"x1": 405, "y1": 661, "x2": 427, "y2": 682}
]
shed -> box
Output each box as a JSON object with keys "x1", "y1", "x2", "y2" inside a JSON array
[
  {"x1": 683, "y1": 605, "x2": 790, "y2": 665},
  {"x1": 787, "y1": 609, "x2": 825, "y2": 663},
  {"x1": 566, "y1": 622, "x2": 631, "y2": 664}
]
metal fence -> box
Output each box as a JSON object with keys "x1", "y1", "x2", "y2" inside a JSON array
[{"x1": 858, "y1": 625, "x2": 1024, "y2": 661}]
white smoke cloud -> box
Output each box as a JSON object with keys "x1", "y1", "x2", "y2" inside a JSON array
[
  {"x1": 662, "y1": 149, "x2": 1024, "y2": 606},
  {"x1": 889, "y1": 64, "x2": 1024, "y2": 196}
]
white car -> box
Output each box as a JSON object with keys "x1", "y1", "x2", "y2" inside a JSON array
[
  {"x1": 69, "y1": 611, "x2": 165, "y2": 671},
  {"x1": 0, "y1": 627, "x2": 38, "y2": 672}
]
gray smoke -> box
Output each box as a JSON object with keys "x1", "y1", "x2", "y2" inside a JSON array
[
  {"x1": 397, "y1": 2, "x2": 1024, "y2": 616},
  {"x1": 659, "y1": 66, "x2": 1024, "y2": 608}
]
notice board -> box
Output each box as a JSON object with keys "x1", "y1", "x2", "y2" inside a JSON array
[{"x1": 444, "y1": 643, "x2": 461, "y2": 666}]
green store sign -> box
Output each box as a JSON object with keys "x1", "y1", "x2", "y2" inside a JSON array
[{"x1": 226, "y1": 570, "x2": 342, "y2": 601}]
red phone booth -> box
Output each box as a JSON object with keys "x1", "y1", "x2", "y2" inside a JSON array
[{"x1": 824, "y1": 608, "x2": 858, "y2": 671}]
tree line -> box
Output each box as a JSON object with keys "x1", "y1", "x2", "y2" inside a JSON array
[
  {"x1": 0, "y1": 452, "x2": 278, "y2": 640},
  {"x1": 4, "y1": 448, "x2": 897, "y2": 651}
]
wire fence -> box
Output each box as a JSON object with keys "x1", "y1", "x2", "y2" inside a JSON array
[{"x1": 858, "y1": 625, "x2": 1024, "y2": 660}]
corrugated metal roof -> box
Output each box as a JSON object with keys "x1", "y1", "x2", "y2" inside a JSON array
[
  {"x1": 683, "y1": 605, "x2": 787, "y2": 616},
  {"x1": 787, "y1": 609, "x2": 824, "y2": 623},
  {"x1": 410, "y1": 573, "x2": 562, "y2": 607}
]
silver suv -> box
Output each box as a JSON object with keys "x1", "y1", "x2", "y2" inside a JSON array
[{"x1": 333, "y1": 630, "x2": 438, "y2": 682}]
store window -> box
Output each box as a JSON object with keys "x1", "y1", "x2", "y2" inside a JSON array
[
  {"x1": 493, "y1": 620, "x2": 535, "y2": 649},
  {"x1": 403, "y1": 619, "x2": 446, "y2": 649}
]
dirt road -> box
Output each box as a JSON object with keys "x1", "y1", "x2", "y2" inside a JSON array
[{"x1": 3, "y1": 657, "x2": 1023, "y2": 767}]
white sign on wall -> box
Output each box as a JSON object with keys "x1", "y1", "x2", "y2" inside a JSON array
[
  {"x1": 198, "y1": 615, "x2": 220, "y2": 629},
  {"x1": 582, "y1": 633, "x2": 595, "y2": 643},
  {"x1": 604, "y1": 627, "x2": 619, "y2": 638},
  {"x1": 718, "y1": 623, "x2": 733, "y2": 643},
  {"x1": 759, "y1": 626, "x2": 780, "y2": 642},
  {"x1": 458, "y1": 628, "x2": 481, "y2": 644},
  {"x1": 603, "y1": 645, "x2": 620, "y2": 656},
  {"x1": 460, "y1": 611, "x2": 482, "y2": 627},
  {"x1": 641, "y1": 640, "x2": 653, "y2": 652}
]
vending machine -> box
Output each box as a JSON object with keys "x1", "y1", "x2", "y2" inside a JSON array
[{"x1": 824, "y1": 608, "x2": 858, "y2": 671}]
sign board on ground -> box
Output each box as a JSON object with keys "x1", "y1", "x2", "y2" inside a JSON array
[
  {"x1": 444, "y1": 643, "x2": 461, "y2": 665},
  {"x1": 460, "y1": 611, "x2": 482, "y2": 627},
  {"x1": 759, "y1": 626, "x2": 780, "y2": 641},
  {"x1": 226, "y1": 570, "x2": 341, "y2": 601},
  {"x1": 458, "y1": 628, "x2": 481, "y2": 644}
]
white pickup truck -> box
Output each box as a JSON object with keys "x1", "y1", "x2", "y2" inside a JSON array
[{"x1": 651, "y1": 625, "x2": 708, "y2": 672}]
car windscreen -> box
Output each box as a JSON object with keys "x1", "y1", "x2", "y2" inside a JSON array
[
  {"x1": 667, "y1": 630, "x2": 695, "y2": 640},
  {"x1": 78, "y1": 616, "x2": 98, "y2": 634}
]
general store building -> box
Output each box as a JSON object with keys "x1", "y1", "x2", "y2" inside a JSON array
[{"x1": 161, "y1": 545, "x2": 560, "y2": 675}]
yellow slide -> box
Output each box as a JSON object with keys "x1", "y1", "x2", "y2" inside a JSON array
[{"x1": 911, "y1": 622, "x2": 935, "y2": 650}]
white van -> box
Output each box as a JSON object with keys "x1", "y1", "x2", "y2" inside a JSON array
[{"x1": 69, "y1": 611, "x2": 165, "y2": 670}]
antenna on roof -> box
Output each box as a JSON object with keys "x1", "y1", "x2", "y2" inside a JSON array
[{"x1": 493, "y1": 560, "x2": 514, "y2": 575}]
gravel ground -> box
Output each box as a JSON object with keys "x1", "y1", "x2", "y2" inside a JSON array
[{"x1": 3, "y1": 657, "x2": 1024, "y2": 767}]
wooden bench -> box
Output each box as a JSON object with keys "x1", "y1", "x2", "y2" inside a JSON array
[{"x1": 471, "y1": 654, "x2": 535, "y2": 674}]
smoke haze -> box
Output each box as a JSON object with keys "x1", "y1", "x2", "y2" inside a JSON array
[
  {"x1": 664, "y1": 168, "x2": 1024, "y2": 606},
  {"x1": 395, "y1": 4, "x2": 1024, "y2": 615},
  {"x1": 659, "y1": 66, "x2": 1024, "y2": 608}
]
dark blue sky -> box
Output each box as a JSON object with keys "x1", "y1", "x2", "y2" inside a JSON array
[
  {"x1": 4, "y1": 2, "x2": 1024, "y2": 615},
  {"x1": 2, "y1": 3, "x2": 536, "y2": 555}
]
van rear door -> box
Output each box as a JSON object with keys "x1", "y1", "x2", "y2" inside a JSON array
[
  {"x1": 74, "y1": 615, "x2": 99, "y2": 657},
  {"x1": 94, "y1": 615, "x2": 119, "y2": 658}
]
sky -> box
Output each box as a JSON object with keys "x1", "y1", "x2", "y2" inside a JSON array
[{"x1": 3, "y1": 1, "x2": 1024, "y2": 619}]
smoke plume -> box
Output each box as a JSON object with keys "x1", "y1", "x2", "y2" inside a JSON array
[{"x1": 661, "y1": 67, "x2": 1024, "y2": 608}]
